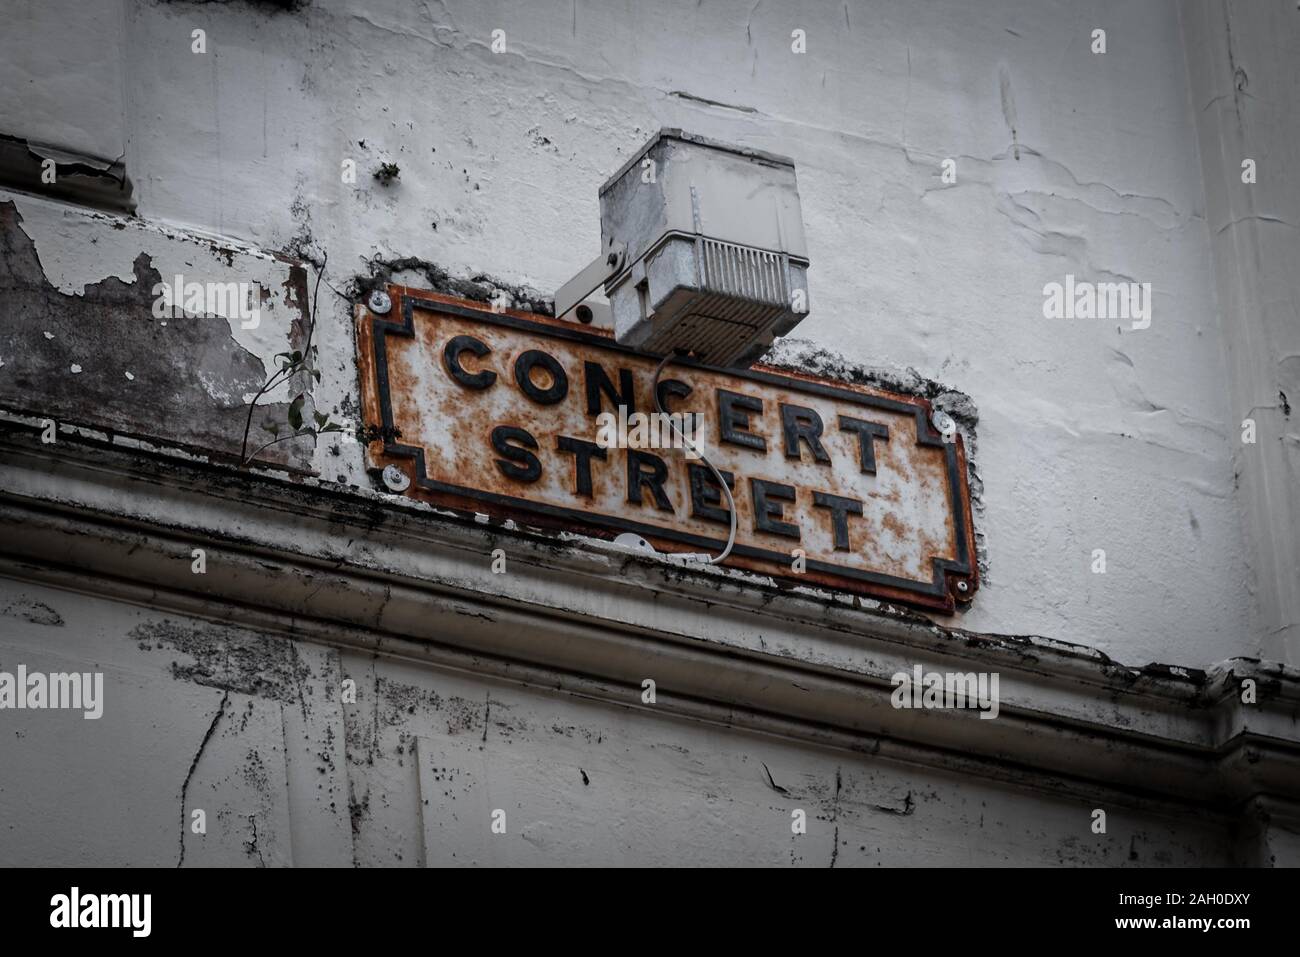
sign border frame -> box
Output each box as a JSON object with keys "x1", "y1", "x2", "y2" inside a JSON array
[{"x1": 360, "y1": 287, "x2": 979, "y2": 613}]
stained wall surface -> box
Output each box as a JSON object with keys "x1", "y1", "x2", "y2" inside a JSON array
[{"x1": 1, "y1": 0, "x2": 1297, "y2": 868}]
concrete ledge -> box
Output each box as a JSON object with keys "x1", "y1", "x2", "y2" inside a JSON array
[{"x1": 1, "y1": 425, "x2": 1298, "y2": 819}]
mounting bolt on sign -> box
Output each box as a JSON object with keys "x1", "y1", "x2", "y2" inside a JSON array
[
  {"x1": 381, "y1": 464, "x2": 410, "y2": 492},
  {"x1": 931, "y1": 409, "x2": 956, "y2": 440},
  {"x1": 368, "y1": 290, "x2": 393, "y2": 315}
]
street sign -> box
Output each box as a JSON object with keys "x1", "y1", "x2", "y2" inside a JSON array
[{"x1": 357, "y1": 288, "x2": 979, "y2": 612}]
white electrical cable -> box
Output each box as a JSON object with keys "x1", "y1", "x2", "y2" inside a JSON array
[{"x1": 651, "y1": 352, "x2": 737, "y2": 565}]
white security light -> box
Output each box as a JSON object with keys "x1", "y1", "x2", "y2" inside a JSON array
[{"x1": 556, "y1": 129, "x2": 811, "y2": 368}]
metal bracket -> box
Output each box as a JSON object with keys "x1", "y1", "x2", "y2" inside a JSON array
[{"x1": 555, "y1": 240, "x2": 625, "y2": 320}]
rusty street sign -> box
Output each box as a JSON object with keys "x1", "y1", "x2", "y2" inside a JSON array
[{"x1": 358, "y1": 288, "x2": 978, "y2": 612}]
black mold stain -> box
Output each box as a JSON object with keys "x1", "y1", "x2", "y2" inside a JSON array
[
  {"x1": 349, "y1": 255, "x2": 552, "y2": 316},
  {"x1": 131, "y1": 619, "x2": 313, "y2": 703},
  {"x1": 0, "y1": 598, "x2": 65, "y2": 627},
  {"x1": 761, "y1": 338, "x2": 979, "y2": 428}
]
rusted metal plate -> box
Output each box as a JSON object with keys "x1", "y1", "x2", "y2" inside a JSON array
[{"x1": 358, "y1": 287, "x2": 978, "y2": 613}]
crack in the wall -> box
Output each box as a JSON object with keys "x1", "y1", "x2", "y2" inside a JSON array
[
  {"x1": 828, "y1": 766, "x2": 842, "y2": 868},
  {"x1": 243, "y1": 813, "x2": 267, "y2": 867},
  {"x1": 178, "y1": 689, "x2": 230, "y2": 868},
  {"x1": 1216, "y1": 214, "x2": 1297, "y2": 235},
  {"x1": 761, "y1": 761, "x2": 790, "y2": 795},
  {"x1": 998, "y1": 64, "x2": 1020, "y2": 161},
  {"x1": 667, "y1": 91, "x2": 757, "y2": 114}
]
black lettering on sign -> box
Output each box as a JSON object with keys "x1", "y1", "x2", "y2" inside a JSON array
[
  {"x1": 585, "y1": 362, "x2": 636, "y2": 416},
  {"x1": 491, "y1": 425, "x2": 541, "y2": 483},
  {"x1": 812, "y1": 491, "x2": 864, "y2": 551},
  {"x1": 687, "y1": 463, "x2": 735, "y2": 525},
  {"x1": 556, "y1": 435, "x2": 606, "y2": 498},
  {"x1": 656, "y1": 377, "x2": 691, "y2": 412},
  {"x1": 514, "y1": 350, "x2": 568, "y2": 405},
  {"x1": 780, "y1": 403, "x2": 831, "y2": 464},
  {"x1": 751, "y1": 478, "x2": 800, "y2": 539},
  {"x1": 626, "y1": 449, "x2": 673, "y2": 512},
  {"x1": 443, "y1": 335, "x2": 497, "y2": 390},
  {"x1": 838, "y1": 415, "x2": 890, "y2": 473},
  {"x1": 718, "y1": 389, "x2": 766, "y2": 451}
]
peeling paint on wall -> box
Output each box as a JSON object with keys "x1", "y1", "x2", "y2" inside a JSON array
[{"x1": 0, "y1": 199, "x2": 313, "y2": 466}]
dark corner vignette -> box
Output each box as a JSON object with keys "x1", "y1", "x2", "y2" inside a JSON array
[{"x1": 0, "y1": 0, "x2": 1295, "y2": 925}]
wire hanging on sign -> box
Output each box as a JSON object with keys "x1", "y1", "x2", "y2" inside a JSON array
[{"x1": 650, "y1": 351, "x2": 736, "y2": 565}]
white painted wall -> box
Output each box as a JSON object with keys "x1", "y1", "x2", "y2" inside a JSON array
[
  {"x1": 0, "y1": 574, "x2": 1251, "y2": 867},
  {"x1": 1183, "y1": 1, "x2": 1300, "y2": 666},
  {"x1": 76, "y1": 0, "x2": 1273, "y2": 667},
  {"x1": 3, "y1": 0, "x2": 1299, "y2": 868}
]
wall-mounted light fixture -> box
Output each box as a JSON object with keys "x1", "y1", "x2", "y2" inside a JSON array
[{"x1": 556, "y1": 128, "x2": 810, "y2": 369}]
